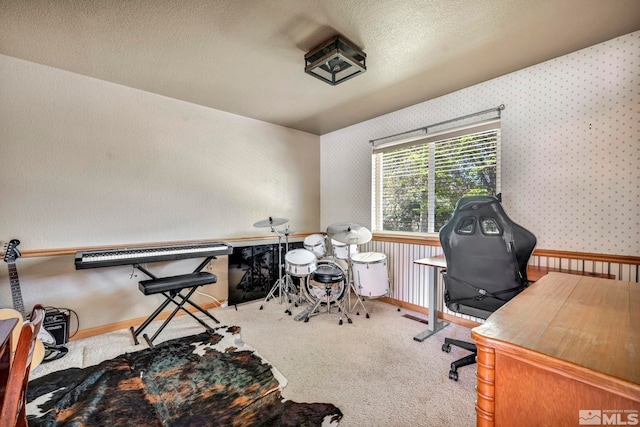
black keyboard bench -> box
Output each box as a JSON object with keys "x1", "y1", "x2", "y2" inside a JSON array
[
  {"x1": 130, "y1": 271, "x2": 220, "y2": 348},
  {"x1": 138, "y1": 272, "x2": 217, "y2": 295}
]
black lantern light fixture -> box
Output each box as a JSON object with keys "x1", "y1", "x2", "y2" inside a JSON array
[{"x1": 304, "y1": 35, "x2": 366, "y2": 85}]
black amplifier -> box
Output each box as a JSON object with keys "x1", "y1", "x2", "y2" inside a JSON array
[{"x1": 43, "y1": 309, "x2": 70, "y2": 346}]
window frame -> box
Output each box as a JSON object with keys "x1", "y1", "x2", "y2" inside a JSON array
[{"x1": 371, "y1": 119, "x2": 501, "y2": 235}]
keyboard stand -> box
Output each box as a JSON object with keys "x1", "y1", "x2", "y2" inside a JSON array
[{"x1": 129, "y1": 256, "x2": 220, "y2": 348}]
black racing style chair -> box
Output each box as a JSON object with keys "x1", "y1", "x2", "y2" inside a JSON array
[{"x1": 439, "y1": 194, "x2": 536, "y2": 380}]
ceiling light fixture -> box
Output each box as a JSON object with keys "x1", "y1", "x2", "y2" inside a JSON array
[{"x1": 304, "y1": 35, "x2": 366, "y2": 85}]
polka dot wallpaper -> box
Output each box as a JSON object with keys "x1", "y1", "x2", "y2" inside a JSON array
[{"x1": 321, "y1": 31, "x2": 639, "y2": 256}]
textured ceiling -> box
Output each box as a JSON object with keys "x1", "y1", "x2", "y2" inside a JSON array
[{"x1": 1, "y1": 0, "x2": 639, "y2": 135}]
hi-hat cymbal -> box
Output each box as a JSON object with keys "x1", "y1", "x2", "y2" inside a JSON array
[
  {"x1": 253, "y1": 217, "x2": 289, "y2": 227},
  {"x1": 326, "y1": 222, "x2": 372, "y2": 245},
  {"x1": 277, "y1": 227, "x2": 296, "y2": 235}
]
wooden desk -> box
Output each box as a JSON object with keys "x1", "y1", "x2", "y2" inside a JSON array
[
  {"x1": 0, "y1": 317, "x2": 18, "y2": 414},
  {"x1": 472, "y1": 273, "x2": 640, "y2": 426},
  {"x1": 413, "y1": 256, "x2": 449, "y2": 341}
]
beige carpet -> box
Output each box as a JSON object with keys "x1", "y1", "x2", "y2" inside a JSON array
[{"x1": 31, "y1": 297, "x2": 477, "y2": 426}]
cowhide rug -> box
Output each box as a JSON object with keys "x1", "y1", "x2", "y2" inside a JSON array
[{"x1": 26, "y1": 326, "x2": 342, "y2": 426}]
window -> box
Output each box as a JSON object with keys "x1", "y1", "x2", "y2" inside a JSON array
[{"x1": 372, "y1": 120, "x2": 500, "y2": 234}]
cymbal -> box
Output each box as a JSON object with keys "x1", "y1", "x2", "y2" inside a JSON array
[
  {"x1": 326, "y1": 222, "x2": 372, "y2": 245},
  {"x1": 276, "y1": 227, "x2": 296, "y2": 235},
  {"x1": 253, "y1": 217, "x2": 289, "y2": 228}
]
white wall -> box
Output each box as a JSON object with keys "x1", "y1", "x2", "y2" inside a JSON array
[
  {"x1": 321, "y1": 31, "x2": 640, "y2": 256},
  {"x1": 0, "y1": 54, "x2": 320, "y2": 328},
  {"x1": 0, "y1": 55, "x2": 320, "y2": 248}
]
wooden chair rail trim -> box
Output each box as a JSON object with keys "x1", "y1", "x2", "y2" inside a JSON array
[
  {"x1": 15, "y1": 234, "x2": 315, "y2": 258},
  {"x1": 371, "y1": 234, "x2": 639, "y2": 265},
  {"x1": 10, "y1": 233, "x2": 639, "y2": 266},
  {"x1": 371, "y1": 232, "x2": 441, "y2": 246},
  {"x1": 531, "y1": 249, "x2": 639, "y2": 265}
]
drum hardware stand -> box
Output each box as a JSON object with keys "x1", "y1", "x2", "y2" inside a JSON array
[
  {"x1": 281, "y1": 225, "x2": 305, "y2": 308},
  {"x1": 325, "y1": 222, "x2": 373, "y2": 319},
  {"x1": 295, "y1": 277, "x2": 352, "y2": 325},
  {"x1": 345, "y1": 245, "x2": 371, "y2": 318},
  {"x1": 258, "y1": 218, "x2": 293, "y2": 315},
  {"x1": 287, "y1": 275, "x2": 305, "y2": 308},
  {"x1": 386, "y1": 274, "x2": 403, "y2": 312}
]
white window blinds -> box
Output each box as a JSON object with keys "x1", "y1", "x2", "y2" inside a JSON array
[{"x1": 372, "y1": 119, "x2": 501, "y2": 233}]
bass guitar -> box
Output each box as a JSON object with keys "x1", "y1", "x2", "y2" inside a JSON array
[{"x1": 1, "y1": 239, "x2": 50, "y2": 368}]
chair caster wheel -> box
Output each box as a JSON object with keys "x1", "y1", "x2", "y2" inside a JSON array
[
  {"x1": 448, "y1": 370, "x2": 459, "y2": 381},
  {"x1": 365, "y1": 313, "x2": 370, "y2": 319},
  {"x1": 285, "y1": 310, "x2": 291, "y2": 315},
  {"x1": 442, "y1": 343, "x2": 451, "y2": 352},
  {"x1": 348, "y1": 318, "x2": 353, "y2": 324},
  {"x1": 304, "y1": 318, "x2": 309, "y2": 323},
  {"x1": 339, "y1": 319, "x2": 343, "y2": 325},
  {"x1": 259, "y1": 305, "x2": 263, "y2": 310}
]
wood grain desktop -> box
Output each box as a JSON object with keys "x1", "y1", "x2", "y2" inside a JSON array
[{"x1": 472, "y1": 273, "x2": 639, "y2": 426}]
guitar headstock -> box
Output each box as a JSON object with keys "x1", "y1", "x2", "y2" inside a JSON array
[{"x1": 2, "y1": 239, "x2": 21, "y2": 263}]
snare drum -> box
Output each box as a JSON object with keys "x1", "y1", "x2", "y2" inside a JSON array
[
  {"x1": 304, "y1": 260, "x2": 347, "y2": 304},
  {"x1": 351, "y1": 252, "x2": 389, "y2": 298},
  {"x1": 331, "y1": 239, "x2": 358, "y2": 260},
  {"x1": 285, "y1": 249, "x2": 317, "y2": 277},
  {"x1": 303, "y1": 234, "x2": 327, "y2": 258}
]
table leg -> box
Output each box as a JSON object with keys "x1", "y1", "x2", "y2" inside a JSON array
[{"x1": 413, "y1": 265, "x2": 449, "y2": 341}]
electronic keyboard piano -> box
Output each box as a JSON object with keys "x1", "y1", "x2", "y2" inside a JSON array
[{"x1": 74, "y1": 241, "x2": 233, "y2": 269}]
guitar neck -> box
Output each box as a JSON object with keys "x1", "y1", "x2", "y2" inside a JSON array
[{"x1": 7, "y1": 262, "x2": 25, "y2": 316}]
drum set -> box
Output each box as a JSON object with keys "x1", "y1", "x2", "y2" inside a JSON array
[{"x1": 253, "y1": 217, "x2": 392, "y2": 325}]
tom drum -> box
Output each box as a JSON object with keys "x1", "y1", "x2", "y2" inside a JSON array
[
  {"x1": 303, "y1": 234, "x2": 327, "y2": 258},
  {"x1": 351, "y1": 252, "x2": 389, "y2": 298},
  {"x1": 285, "y1": 249, "x2": 317, "y2": 277},
  {"x1": 331, "y1": 239, "x2": 358, "y2": 260}
]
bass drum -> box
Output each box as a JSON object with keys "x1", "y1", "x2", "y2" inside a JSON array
[{"x1": 304, "y1": 260, "x2": 347, "y2": 305}]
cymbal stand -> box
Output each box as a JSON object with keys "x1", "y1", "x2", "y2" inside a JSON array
[
  {"x1": 346, "y1": 242, "x2": 370, "y2": 318},
  {"x1": 259, "y1": 226, "x2": 293, "y2": 315},
  {"x1": 282, "y1": 225, "x2": 303, "y2": 308}
]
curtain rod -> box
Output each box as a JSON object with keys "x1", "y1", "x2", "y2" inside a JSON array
[{"x1": 370, "y1": 104, "x2": 505, "y2": 145}]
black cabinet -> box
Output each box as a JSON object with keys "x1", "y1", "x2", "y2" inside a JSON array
[{"x1": 228, "y1": 242, "x2": 303, "y2": 306}]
